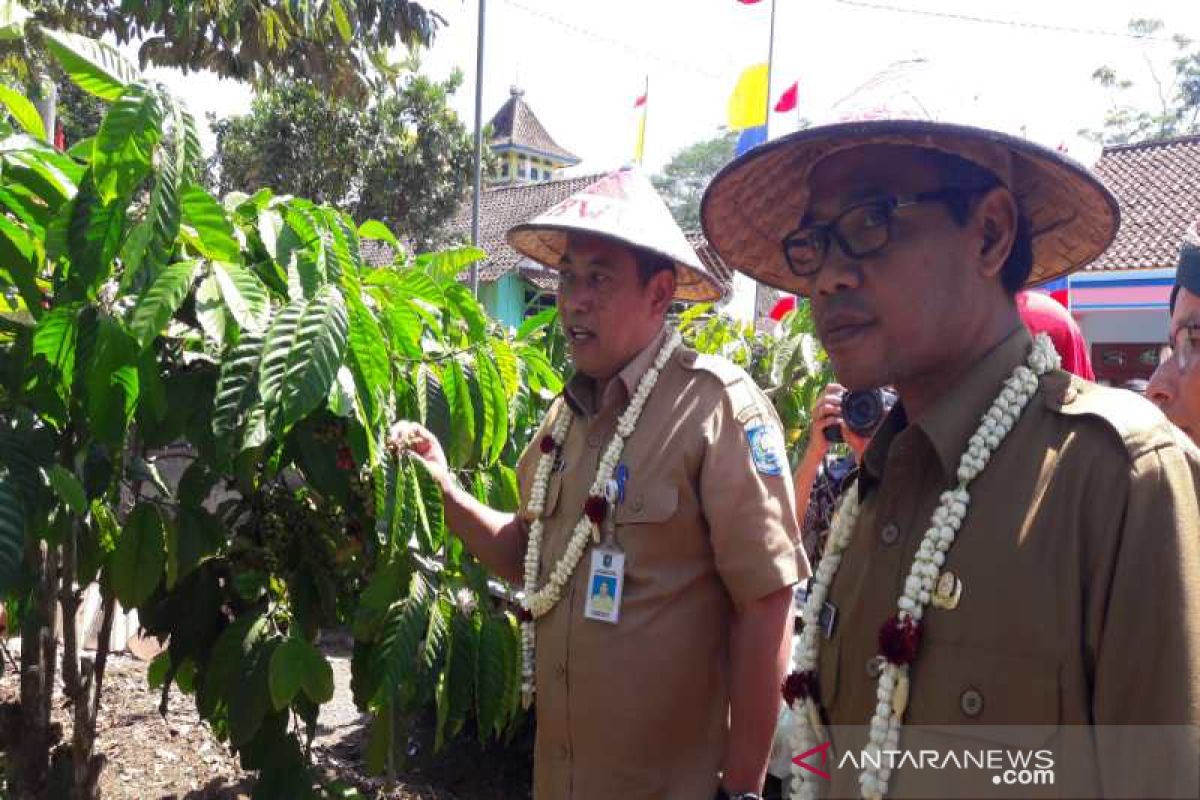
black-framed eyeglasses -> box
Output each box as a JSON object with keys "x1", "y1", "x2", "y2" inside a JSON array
[
  {"x1": 1167, "y1": 323, "x2": 1200, "y2": 371},
  {"x1": 780, "y1": 189, "x2": 970, "y2": 279}
]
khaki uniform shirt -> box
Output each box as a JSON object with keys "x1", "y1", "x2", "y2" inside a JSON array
[
  {"x1": 516, "y1": 326, "x2": 808, "y2": 800},
  {"x1": 816, "y1": 329, "x2": 1200, "y2": 798}
]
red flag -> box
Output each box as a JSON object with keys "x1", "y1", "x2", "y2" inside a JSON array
[
  {"x1": 737, "y1": 0, "x2": 764, "y2": 4},
  {"x1": 769, "y1": 296, "x2": 796, "y2": 321},
  {"x1": 774, "y1": 81, "x2": 798, "y2": 113},
  {"x1": 633, "y1": 93, "x2": 647, "y2": 109}
]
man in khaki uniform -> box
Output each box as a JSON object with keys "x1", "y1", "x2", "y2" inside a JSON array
[
  {"x1": 702, "y1": 121, "x2": 1200, "y2": 798},
  {"x1": 1148, "y1": 219, "x2": 1200, "y2": 445},
  {"x1": 391, "y1": 168, "x2": 807, "y2": 799}
]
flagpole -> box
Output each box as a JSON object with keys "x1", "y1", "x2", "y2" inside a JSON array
[
  {"x1": 641, "y1": 75, "x2": 649, "y2": 167},
  {"x1": 470, "y1": 0, "x2": 487, "y2": 296},
  {"x1": 764, "y1": 0, "x2": 776, "y2": 139},
  {"x1": 754, "y1": 0, "x2": 777, "y2": 328}
]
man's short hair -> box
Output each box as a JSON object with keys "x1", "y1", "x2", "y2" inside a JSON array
[
  {"x1": 922, "y1": 149, "x2": 1034, "y2": 295},
  {"x1": 634, "y1": 248, "x2": 676, "y2": 286}
]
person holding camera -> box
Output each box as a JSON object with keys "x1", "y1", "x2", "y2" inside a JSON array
[{"x1": 793, "y1": 383, "x2": 894, "y2": 568}]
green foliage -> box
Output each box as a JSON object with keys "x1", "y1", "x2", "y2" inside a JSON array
[
  {"x1": 0, "y1": 82, "x2": 44, "y2": 137},
  {"x1": 210, "y1": 74, "x2": 488, "y2": 250},
  {"x1": 0, "y1": 19, "x2": 553, "y2": 797},
  {"x1": 39, "y1": 28, "x2": 139, "y2": 101},
  {"x1": 1080, "y1": 19, "x2": 1200, "y2": 145},
  {"x1": 651, "y1": 132, "x2": 738, "y2": 231},
  {"x1": 4, "y1": 0, "x2": 439, "y2": 102},
  {"x1": 0, "y1": 472, "x2": 24, "y2": 593},
  {"x1": 110, "y1": 502, "x2": 166, "y2": 607}
]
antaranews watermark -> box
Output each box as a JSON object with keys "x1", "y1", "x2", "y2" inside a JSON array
[{"x1": 780, "y1": 724, "x2": 1200, "y2": 798}]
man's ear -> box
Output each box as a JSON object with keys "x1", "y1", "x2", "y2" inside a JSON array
[
  {"x1": 973, "y1": 187, "x2": 1018, "y2": 280},
  {"x1": 648, "y1": 268, "x2": 676, "y2": 315}
]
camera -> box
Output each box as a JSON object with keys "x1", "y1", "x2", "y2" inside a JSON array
[{"x1": 823, "y1": 388, "x2": 897, "y2": 443}]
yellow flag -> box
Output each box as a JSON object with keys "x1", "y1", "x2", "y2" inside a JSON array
[
  {"x1": 634, "y1": 109, "x2": 647, "y2": 165},
  {"x1": 728, "y1": 63, "x2": 768, "y2": 130}
]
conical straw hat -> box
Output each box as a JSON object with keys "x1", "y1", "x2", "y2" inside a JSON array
[
  {"x1": 508, "y1": 167, "x2": 724, "y2": 302},
  {"x1": 700, "y1": 119, "x2": 1119, "y2": 293}
]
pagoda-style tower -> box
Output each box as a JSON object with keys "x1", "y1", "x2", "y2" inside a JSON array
[{"x1": 487, "y1": 86, "x2": 580, "y2": 186}]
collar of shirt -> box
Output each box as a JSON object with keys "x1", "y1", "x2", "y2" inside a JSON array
[
  {"x1": 563, "y1": 325, "x2": 669, "y2": 418},
  {"x1": 861, "y1": 326, "x2": 1034, "y2": 491}
]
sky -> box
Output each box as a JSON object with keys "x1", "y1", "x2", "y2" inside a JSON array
[{"x1": 136, "y1": 0, "x2": 1200, "y2": 175}]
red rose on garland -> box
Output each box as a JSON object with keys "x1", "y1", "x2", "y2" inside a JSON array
[
  {"x1": 878, "y1": 615, "x2": 922, "y2": 665},
  {"x1": 781, "y1": 670, "x2": 820, "y2": 706},
  {"x1": 584, "y1": 494, "x2": 608, "y2": 524},
  {"x1": 539, "y1": 435, "x2": 557, "y2": 454},
  {"x1": 516, "y1": 607, "x2": 533, "y2": 623}
]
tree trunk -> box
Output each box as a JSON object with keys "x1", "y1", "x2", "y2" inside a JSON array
[
  {"x1": 91, "y1": 589, "x2": 117, "y2": 724},
  {"x1": 16, "y1": 542, "x2": 51, "y2": 799},
  {"x1": 60, "y1": 528, "x2": 79, "y2": 707},
  {"x1": 41, "y1": 545, "x2": 58, "y2": 727},
  {"x1": 60, "y1": 515, "x2": 110, "y2": 800}
]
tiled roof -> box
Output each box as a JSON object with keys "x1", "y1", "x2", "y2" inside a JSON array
[
  {"x1": 488, "y1": 87, "x2": 580, "y2": 165},
  {"x1": 1089, "y1": 134, "x2": 1200, "y2": 271},
  {"x1": 443, "y1": 173, "x2": 604, "y2": 282},
  {"x1": 360, "y1": 238, "x2": 401, "y2": 268}
]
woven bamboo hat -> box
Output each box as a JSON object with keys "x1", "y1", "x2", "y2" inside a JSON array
[
  {"x1": 700, "y1": 119, "x2": 1120, "y2": 293},
  {"x1": 507, "y1": 167, "x2": 724, "y2": 302}
]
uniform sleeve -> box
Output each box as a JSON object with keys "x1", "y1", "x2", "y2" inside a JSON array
[
  {"x1": 699, "y1": 380, "x2": 810, "y2": 606},
  {"x1": 1092, "y1": 442, "x2": 1200, "y2": 797}
]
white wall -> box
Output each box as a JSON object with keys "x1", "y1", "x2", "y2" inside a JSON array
[
  {"x1": 1076, "y1": 308, "x2": 1170, "y2": 346},
  {"x1": 721, "y1": 272, "x2": 759, "y2": 326}
]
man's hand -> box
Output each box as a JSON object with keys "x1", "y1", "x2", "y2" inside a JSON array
[
  {"x1": 802, "y1": 383, "x2": 844, "y2": 464},
  {"x1": 804, "y1": 382, "x2": 870, "y2": 462},
  {"x1": 388, "y1": 419, "x2": 526, "y2": 583},
  {"x1": 387, "y1": 421, "x2": 450, "y2": 487}
]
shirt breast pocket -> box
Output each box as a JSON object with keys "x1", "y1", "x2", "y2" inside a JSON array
[
  {"x1": 908, "y1": 642, "x2": 1060, "y2": 747},
  {"x1": 614, "y1": 485, "x2": 679, "y2": 528}
]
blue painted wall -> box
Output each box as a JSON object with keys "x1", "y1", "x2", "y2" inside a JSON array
[{"x1": 479, "y1": 274, "x2": 527, "y2": 330}]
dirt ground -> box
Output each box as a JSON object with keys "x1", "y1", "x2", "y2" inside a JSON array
[{"x1": 0, "y1": 633, "x2": 533, "y2": 799}]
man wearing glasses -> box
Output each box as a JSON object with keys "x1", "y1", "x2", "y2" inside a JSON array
[
  {"x1": 702, "y1": 120, "x2": 1200, "y2": 798},
  {"x1": 1148, "y1": 220, "x2": 1200, "y2": 445}
]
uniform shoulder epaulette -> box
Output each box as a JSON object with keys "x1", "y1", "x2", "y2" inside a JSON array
[
  {"x1": 678, "y1": 349, "x2": 788, "y2": 475},
  {"x1": 1044, "y1": 372, "x2": 1183, "y2": 459},
  {"x1": 678, "y1": 349, "x2": 773, "y2": 426},
  {"x1": 680, "y1": 350, "x2": 750, "y2": 387}
]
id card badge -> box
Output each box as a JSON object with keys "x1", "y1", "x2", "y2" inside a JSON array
[{"x1": 583, "y1": 547, "x2": 625, "y2": 624}]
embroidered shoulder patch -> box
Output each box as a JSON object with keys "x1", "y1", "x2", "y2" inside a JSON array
[{"x1": 746, "y1": 423, "x2": 786, "y2": 476}]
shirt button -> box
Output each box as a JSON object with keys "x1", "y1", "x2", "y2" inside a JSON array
[
  {"x1": 587, "y1": 432, "x2": 602, "y2": 447},
  {"x1": 879, "y1": 523, "x2": 901, "y2": 546},
  {"x1": 960, "y1": 688, "x2": 984, "y2": 717},
  {"x1": 555, "y1": 663, "x2": 567, "y2": 679}
]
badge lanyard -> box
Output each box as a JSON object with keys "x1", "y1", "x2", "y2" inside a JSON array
[{"x1": 583, "y1": 465, "x2": 628, "y2": 624}]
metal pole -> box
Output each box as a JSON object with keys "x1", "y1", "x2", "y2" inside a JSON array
[
  {"x1": 470, "y1": 0, "x2": 487, "y2": 295},
  {"x1": 754, "y1": 0, "x2": 777, "y2": 329},
  {"x1": 764, "y1": 0, "x2": 776, "y2": 139},
  {"x1": 639, "y1": 75, "x2": 649, "y2": 166}
]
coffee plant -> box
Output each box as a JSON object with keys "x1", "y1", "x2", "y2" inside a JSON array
[{"x1": 0, "y1": 10, "x2": 562, "y2": 798}]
